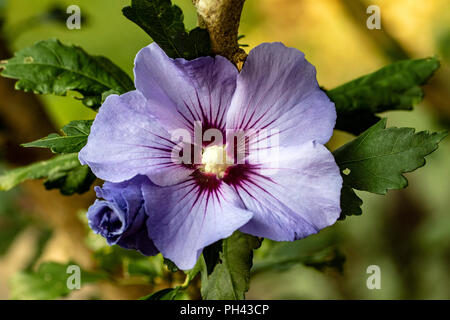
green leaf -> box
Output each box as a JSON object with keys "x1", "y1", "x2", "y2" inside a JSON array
[
  {"x1": 0, "y1": 39, "x2": 134, "y2": 109},
  {"x1": 200, "y1": 231, "x2": 261, "y2": 300},
  {"x1": 328, "y1": 57, "x2": 440, "y2": 135},
  {"x1": 10, "y1": 262, "x2": 106, "y2": 300},
  {"x1": 0, "y1": 153, "x2": 96, "y2": 195},
  {"x1": 334, "y1": 119, "x2": 447, "y2": 217},
  {"x1": 334, "y1": 119, "x2": 447, "y2": 193},
  {"x1": 123, "y1": 0, "x2": 211, "y2": 60},
  {"x1": 22, "y1": 120, "x2": 92, "y2": 154},
  {"x1": 0, "y1": 153, "x2": 80, "y2": 190}
]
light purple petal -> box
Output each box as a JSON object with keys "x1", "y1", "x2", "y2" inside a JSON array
[
  {"x1": 134, "y1": 43, "x2": 238, "y2": 133},
  {"x1": 226, "y1": 42, "x2": 336, "y2": 148},
  {"x1": 235, "y1": 141, "x2": 342, "y2": 241},
  {"x1": 79, "y1": 90, "x2": 192, "y2": 185},
  {"x1": 142, "y1": 178, "x2": 253, "y2": 270}
]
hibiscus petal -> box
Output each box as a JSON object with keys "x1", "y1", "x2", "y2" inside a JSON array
[
  {"x1": 143, "y1": 178, "x2": 253, "y2": 270},
  {"x1": 79, "y1": 90, "x2": 193, "y2": 185},
  {"x1": 235, "y1": 141, "x2": 342, "y2": 241},
  {"x1": 134, "y1": 43, "x2": 238, "y2": 133},
  {"x1": 127, "y1": 223, "x2": 159, "y2": 256},
  {"x1": 226, "y1": 42, "x2": 336, "y2": 147}
]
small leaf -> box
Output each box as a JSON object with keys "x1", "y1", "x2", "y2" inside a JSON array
[
  {"x1": 0, "y1": 153, "x2": 96, "y2": 195},
  {"x1": 123, "y1": 0, "x2": 211, "y2": 60},
  {"x1": 200, "y1": 231, "x2": 261, "y2": 300},
  {"x1": 22, "y1": 120, "x2": 92, "y2": 154},
  {"x1": 10, "y1": 261, "x2": 106, "y2": 300},
  {"x1": 0, "y1": 39, "x2": 134, "y2": 110},
  {"x1": 334, "y1": 119, "x2": 447, "y2": 217},
  {"x1": 328, "y1": 57, "x2": 440, "y2": 134}
]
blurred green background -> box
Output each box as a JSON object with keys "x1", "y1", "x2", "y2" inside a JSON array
[{"x1": 0, "y1": 0, "x2": 449, "y2": 299}]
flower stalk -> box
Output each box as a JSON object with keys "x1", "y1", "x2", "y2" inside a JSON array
[{"x1": 192, "y1": 0, "x2": 247, "y2": 68}]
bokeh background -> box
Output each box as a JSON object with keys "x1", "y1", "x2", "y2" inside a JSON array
[{"x1": 0, "y1": 0, "x2": 449, "y2": 299}]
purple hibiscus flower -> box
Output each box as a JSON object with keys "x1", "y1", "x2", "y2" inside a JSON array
[
  {"x1": 80, "y1": 42, "x2": 342, "y2": 270},
  {"x1": 87, "y1": 175, "x2": 158, "y2": 256}
]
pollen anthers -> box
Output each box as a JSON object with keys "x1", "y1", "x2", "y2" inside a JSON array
[{"x1": 201, "y1": 145, "x2": 232, "y2": 179}]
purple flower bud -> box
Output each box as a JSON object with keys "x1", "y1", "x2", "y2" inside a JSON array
[{"x1": 87, "y1": 175, "x2": 158, "y2": 256}]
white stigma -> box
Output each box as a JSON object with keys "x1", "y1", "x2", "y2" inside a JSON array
[{"x1": 201, "y1": 145, "x2": 231, "y2": 178}]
